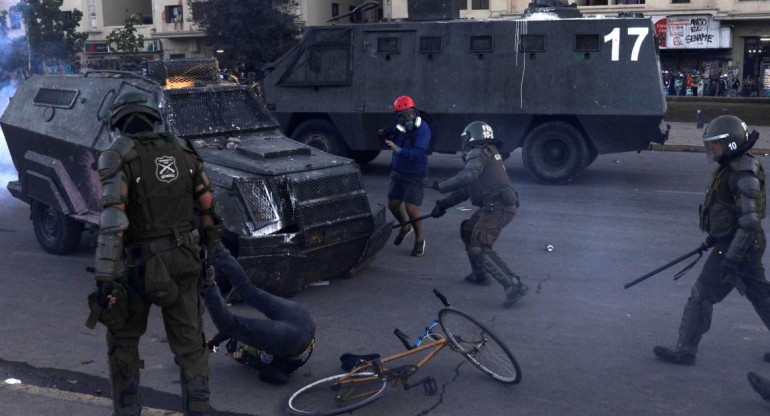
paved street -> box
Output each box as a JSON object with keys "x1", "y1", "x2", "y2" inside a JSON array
[{"x1": 2, "y1": 150, "x2": 770, "y2": 415}]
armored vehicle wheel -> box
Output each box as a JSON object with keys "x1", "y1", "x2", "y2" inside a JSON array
[
  {"x1": 349, "y1": 150, "x2": 380, "y2": 165},
  {"x1": 31, "y1": 201, "x2": 83, "y2": 254},
  {"x1": 291, "y1": 120, "x2": 349, "y2": 157},
  {"x1": 522, "y1": 121, "x2": 589, "y2": 185}
]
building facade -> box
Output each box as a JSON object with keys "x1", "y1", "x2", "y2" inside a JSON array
[{"x1": 1, "y1": 0, "x2": 768, "y2": 92}]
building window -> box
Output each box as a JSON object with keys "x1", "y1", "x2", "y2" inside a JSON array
[
  {"x1": 331, "y1": 3, "x2": 339, "y2": 17},
  {"x1": 459, "y1": 0, "x2": 467, "y2": 9},
  {"x1": 470, "y1": 35, "x2": 493, "y2": 52},
  {"x1": 472, "y1": 0, "x2": 489, "y2": 9},
  {"x1": 60, "y1": 11, "x2": 73, "y2": 21},
  {"x1": 9, "y1": 10, "x2": 22, "y2": 30},
  {"x1": 191, "y1": 2, "x2": 211, "y2": 22},
  {"x1": 378, "y1": 37, "x2": 399, "y2": 54},
  {"x1": 520, "y1": 35, "x2": 545, "y2": 52},
  {"x1": 349, "y1": 5, "x2": 361, "y2": 23},
  {"x1": 420, "y1": 36, "x2": 442, "y2": 53},
  {"x1": 671, "y1": 0, "x2": 689, "y2": 3},
  {"x1": 165, "y1": 5, "x2": 183, "y2": 23},
  {"x1": 169, "y1": 53, "x2": 186, "y2": 59}
]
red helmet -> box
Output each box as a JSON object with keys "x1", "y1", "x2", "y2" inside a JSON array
[{"x1": 393, "y1": 96, "x2": 415, "y2": 113}]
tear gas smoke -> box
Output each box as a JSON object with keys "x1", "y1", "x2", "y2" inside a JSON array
[{"x1": 0, "y1": 83, "x2": 18, "y2": 190}]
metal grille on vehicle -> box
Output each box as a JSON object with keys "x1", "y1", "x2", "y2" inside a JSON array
[
  {"x1": 291, "y1": 172, "x2": 363, "y2": 201},
  {"x1": 236, "y1": 179, "x2": 279, "y2": 231},
  {"x1": 146, "y1": 57, "x2": 220, "y2": 86},
  {"x1": 164, "y1": 86, "x2": 277, "y2": 137},
  {"x1": 296, "y1": 193, "x2": 371, "y2": 230},
  {"x1": 33, "y1": 88, "x2": 79, "y2": 108}
]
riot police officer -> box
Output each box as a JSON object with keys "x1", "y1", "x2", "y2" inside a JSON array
[
  {"x1": 428, "y1": 121, "x2": 528, "y2": 308},
  {"x1": 654, "y1": 115, "x2": 770, "y2": 365},
  {"x1": 91, "y1": 91, "x2": 220, "y2": 415}
]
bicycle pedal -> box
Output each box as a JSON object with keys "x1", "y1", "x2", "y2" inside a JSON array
[
  {"x1": 404, "y1": 376, "x2": 437, "y2": 396},
  {"x1": 423, "y1": 376, "x2": 437, "y2": 396}
]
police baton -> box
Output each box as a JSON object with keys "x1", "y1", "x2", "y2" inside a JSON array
[
  {"x1": 623, "y1": 245, "x2": 707, "y2": 289},
  {"x1": 393, "y1": 214, "x2": 433, "y2": 230}
]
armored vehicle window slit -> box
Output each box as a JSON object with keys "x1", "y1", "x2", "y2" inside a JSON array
[
  {"x1": 519, "y1": 35, "x2": 545, "y2": 52},
  {"x1": 469, "y1": 35, "x2": 493, "y2": 53},
  {"x1": 278, "y1": 29, "x2": 352, "y2": 87},
  {"x1": 419, "y1": 36, "x2": 442, "y2": 54},
  {"x1": 377, "y1": 37, "x2": 400, "y2": 54},
  {"x1": 33, "y1": 88, "x2": 79, "y2": 109},
  {"x1": 575, "y1": 34, "x2": 602, "y2": 52}
]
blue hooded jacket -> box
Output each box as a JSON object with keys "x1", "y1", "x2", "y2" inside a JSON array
[{"x1": 390, "y1": 118, "x2": 431, "y2": 175}]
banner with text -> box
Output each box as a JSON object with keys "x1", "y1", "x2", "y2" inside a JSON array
[{"x1": 666, "y1": 15, "x2": 731, "y2": 49}]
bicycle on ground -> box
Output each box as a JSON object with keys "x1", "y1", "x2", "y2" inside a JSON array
[{"x1": 284, "y1": 289, "x2": 522, "y2": 416}]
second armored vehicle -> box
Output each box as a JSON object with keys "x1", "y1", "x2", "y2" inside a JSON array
[{"x1": 262, "y1": 0, "x2": 668, "y2": 184}]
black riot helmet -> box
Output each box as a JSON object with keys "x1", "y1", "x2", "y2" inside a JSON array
[
  {"x1": 108, "y1": 91, "x2": 162, "y2": 134},
  {"x1": 702, "y1": 115, "x2": 754, "y2": 162},
  {"x1": 461, "y1": 121, "x2": 497, "y2": 152}
]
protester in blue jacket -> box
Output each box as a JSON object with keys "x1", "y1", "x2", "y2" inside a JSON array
[{"x1": 379, "y1": 95, "x2": 431, "y2": 256}]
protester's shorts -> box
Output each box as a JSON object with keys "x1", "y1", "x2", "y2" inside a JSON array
[{"x1": 388, "y1": 171, "x2": 427, "y2": 206}]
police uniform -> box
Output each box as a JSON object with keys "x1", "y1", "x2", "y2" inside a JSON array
[
  {"x1": 655, "y1": 115, "x2": 770, "y2": 365},
  {"x1": 432, "y1": 121, "x2": 527, "y2": 308},
  {"x1": 90, "y1": 92, "x2": 219, "y2": 416}
]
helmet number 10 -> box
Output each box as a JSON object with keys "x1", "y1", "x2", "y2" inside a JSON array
[
  {"x1": 728, "y1": 142, "x2": 737, "y2": 151},
  {"x1": 604, "y1": 27, "x2": 649, "y2": 62}
]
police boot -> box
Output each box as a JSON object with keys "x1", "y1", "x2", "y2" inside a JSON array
[
  {"x1": 108, "y1": 351, "x2": 142, "y2": 416},
  {"x1": 464, "y1": 256, "x2": 490, "y2": 286},
  {"x1": 503, "y1": 277, "x2": 529, "y2": 309},
  {"x1": 181, "y1": 369, "x2": 210, "y2": 416},
  {"x1": 748, "y1": 372, "x2": 770, "y2": 403},
  {"x1": 653, "y1": 284, "x2": 712, "y2": 366}
]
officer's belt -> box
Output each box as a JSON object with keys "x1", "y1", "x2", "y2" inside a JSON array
[{"x1": 127, "y1": 229, "x2": 199, "y2": 254}]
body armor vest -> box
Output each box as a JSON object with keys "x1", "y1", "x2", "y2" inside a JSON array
[
  {"x1": 125, "y1": 132, "x2": 195, "y2": 242},
  {"x1": 699, "y1": 154, "x2": 766, "y2": 238},
  {"x1": 468, "y1": 145, "x2": 517, "y2": 207}
]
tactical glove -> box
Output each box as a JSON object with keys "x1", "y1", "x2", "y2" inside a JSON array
[
  {"x1": 719, "y1": 258, "x2": 740, "y2": 286},
  {"x1": 96, "y1": 280, "x2": 114, "y2": 308},
  {"x1": 431, "y1": 203, "x2": 447, "y2": 218},
  {"x1": 378, "y1": 126, "x2": 395, "y2": 141}
]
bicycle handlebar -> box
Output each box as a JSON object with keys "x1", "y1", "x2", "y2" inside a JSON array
[
  {"x1": 394, "y1": 328, "x2": 414, "y2": 350},
  {"x1": 433, "y1": 289, "x2": 449, "y2": 307}
]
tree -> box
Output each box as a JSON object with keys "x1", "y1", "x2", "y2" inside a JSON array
[
  {"x1": 15, "y1": 0, "x2": 88, "y2": 73},
  {"x1": 106, "y1": 16, "x2": 145, "y2": 53},
  {"x1": 191, "y1": 0, "x2": 300, "y2": 73}
]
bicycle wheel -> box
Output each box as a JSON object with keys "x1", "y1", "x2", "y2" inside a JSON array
[
  {"x1": 284, "y1": 372, "x2": 389, "y2": 416},
  {"x1": 439, "y1": 308, "x2": 522, "y2": 384}
]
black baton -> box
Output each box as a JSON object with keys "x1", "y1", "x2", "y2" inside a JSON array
[
  {"x1": 393, "y1": 214, "x2": 433, "y2": 229},
  {"x1": 624, "y1": 246, "x2": 705, "y2": 289}
]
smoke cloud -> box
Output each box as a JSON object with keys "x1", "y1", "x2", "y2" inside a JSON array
[{"x1": 0, "y1": 83, "x2": 18, "y2": 190}]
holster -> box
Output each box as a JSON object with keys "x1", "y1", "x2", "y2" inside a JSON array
[{"x1": 86, "y1": 282, "x2": 129, "y2": 330}]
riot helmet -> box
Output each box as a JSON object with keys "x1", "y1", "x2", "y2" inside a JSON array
[
  {"x1": 393, "y1": 95, "x2": 421, "y2": 132},
  {"x1": 461, "y1": 121, "x2": 497, "y2": 152},
  {"x1": 109, "y1": 91, "x2": 162, "y2": 134},
  {"x1": 702, "y1": 115, "x2": 752, "y2": 162}
]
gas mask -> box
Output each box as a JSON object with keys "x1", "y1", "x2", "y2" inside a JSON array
[{"x1": 395, "y1": 109, "x2": 421, "y2": 132}]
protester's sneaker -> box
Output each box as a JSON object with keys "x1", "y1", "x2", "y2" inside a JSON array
[
  {"x1": 653, "y1": 345, "x2": 696, "y2": 365},
  {"x1": 394, "y1": 225, "x2": 413, "y2": 246},
  {"x1": 749, "y1": 372, "x2": 770, "y2": 403},
  {"x1": 464, "y1": 272, "x2": 491, "y2": 286},
  {"x1": 502, "y1": 283, "x2": 528, "y2": 308},
  {"x1": 412, "y1": 239, "x2": 426, "y2": 257}
]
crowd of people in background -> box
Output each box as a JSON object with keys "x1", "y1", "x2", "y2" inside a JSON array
[{"x1": 662, "y1": 69, "x2": 765, "y2": 98}]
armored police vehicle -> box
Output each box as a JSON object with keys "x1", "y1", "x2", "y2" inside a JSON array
[
  {"x1": 1, "y1": 58, "x2": 391, "y2": 297},
  {"x1": 262, "y1": 0, "x2": 668, "y2": 184}
]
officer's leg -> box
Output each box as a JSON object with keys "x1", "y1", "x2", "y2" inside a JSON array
[
  {"x1": 158, "y1": 250, "x2": 210, "y2": 416},
  {"x1": 107, "y1": 289, "x2": 151, "y2": 416},
  {"x1": 462, "y1": 215, "x2": 489, "y2": 285},
  {"x1": 654, "y1": 249, "x2": 732, "y2": 364}
]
